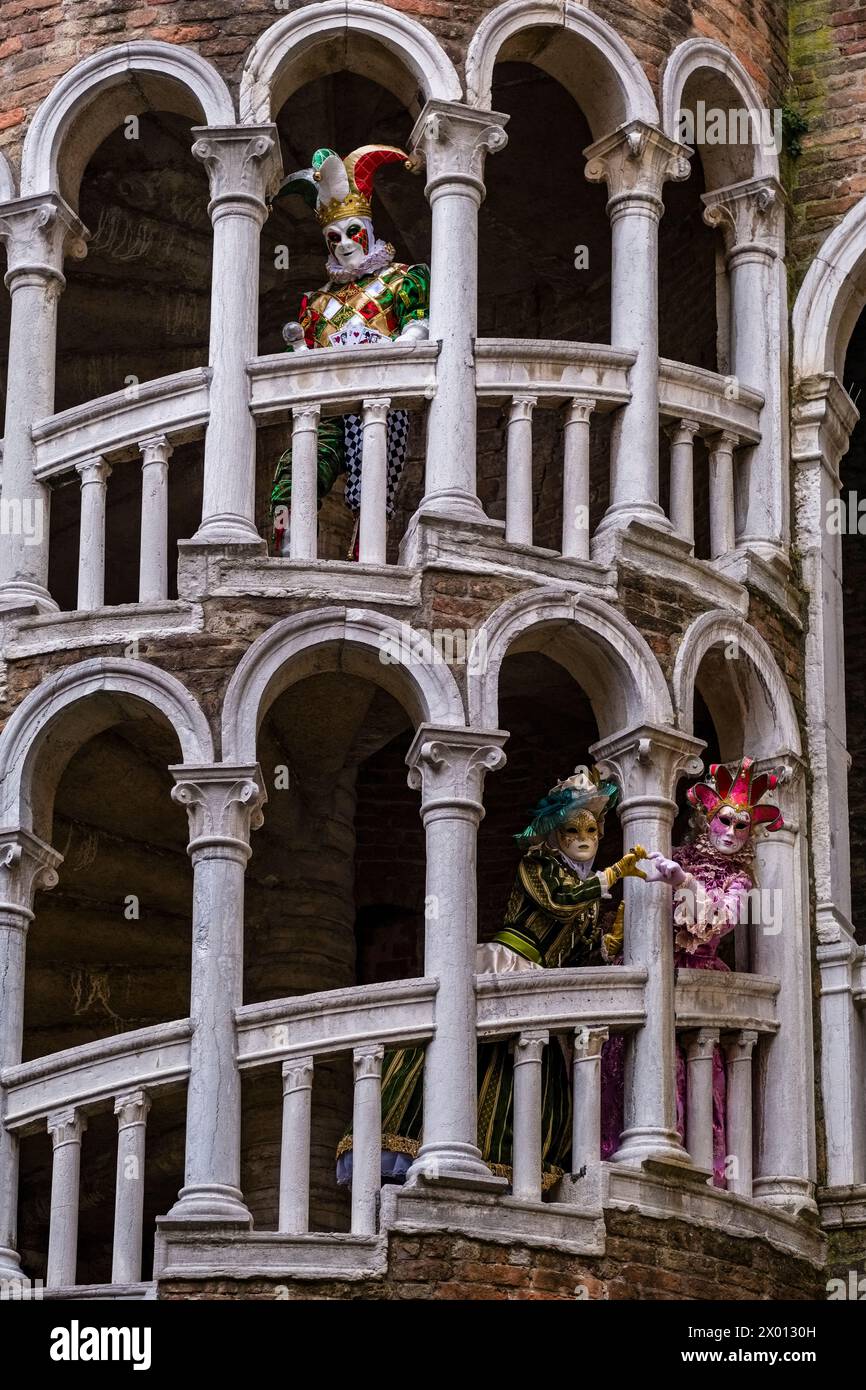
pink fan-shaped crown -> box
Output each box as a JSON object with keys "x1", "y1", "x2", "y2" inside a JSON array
[{"x1": 686, "y1": 756, "x2": 783, "y2": 832}]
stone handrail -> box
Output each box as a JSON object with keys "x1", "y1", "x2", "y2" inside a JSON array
[{"x1": 247, "y1": 340, "x2": 439, "y2": 420}]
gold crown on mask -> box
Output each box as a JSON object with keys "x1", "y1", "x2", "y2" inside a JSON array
[{"x1": 274, "y1": 145, "x2": 411, "y2": 227}]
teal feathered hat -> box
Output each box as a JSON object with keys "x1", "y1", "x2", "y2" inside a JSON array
[{"x1": 515, "y1": 765, "x2": 619, "y2": 845}]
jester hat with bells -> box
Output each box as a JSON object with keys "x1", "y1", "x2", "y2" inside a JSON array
[
  {"x1": 686, "y1": 756, "x2": 784, "y2": 833},
  {"x1": 516, "y1": 765, "x2": 620, "y2": 846},
  {"x1": 274, "y1": 145, "x2": 411, "y2": 228}
]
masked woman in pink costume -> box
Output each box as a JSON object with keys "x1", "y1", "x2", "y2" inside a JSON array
[{"x1": 642, "y1": 757, "x2": 783, "y2": 1186}]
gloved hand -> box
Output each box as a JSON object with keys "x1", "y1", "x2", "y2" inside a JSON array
[
  {"x1": 603, "y1": 845, "x2": 648, "y2": 890},
  {"x1": 642, "y1": 850, "x2": 689, "y2": 887},
  {"x1": 396, "y1": 319, "x2": 430, "y2": 344},
  {"x1": 602, "y1": 902, "x2": 625, "y2": 962}
]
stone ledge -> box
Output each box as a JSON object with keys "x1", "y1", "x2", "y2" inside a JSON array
[
  {"x1": 153, "y1": 1228, "x2": 387, "y2": 1282},
  {"x1": 1, "y1": 600, "x2": 203, "y2": 659},
  {"x1": 381, "y1": 1183, "x2": 607, "y2": 1256},
  {"x1": 819, "y1": 1185, "x2": 866, "y2": 1229},
  {"x1": 593, "y1": 520, "x2": 750, "y2": 613}
]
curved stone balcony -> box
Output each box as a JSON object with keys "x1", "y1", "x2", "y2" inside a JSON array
[{"x1": 2, "y1": 961, "x2": 811, "y2": 1298}]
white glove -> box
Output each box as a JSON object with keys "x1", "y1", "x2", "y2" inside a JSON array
[
  {"x1": 642, "y1": 850, "x2": 688, "y2": 887},
  {"x1": 396, "y1": 319, "x2": 429, "y2": 344}
]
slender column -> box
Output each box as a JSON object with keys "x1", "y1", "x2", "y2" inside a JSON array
[
  {"x1": 112, "y1": 1090, "x2": 150, "y2": 1284},
  {"x1": 724, "y1": 1030, "x2": 757, "y2": 1197},
  {"x1": 511, "y1": 1030, "x2": 548, "y2": 1202},
  {"x1": 47, "y1": 1108, "x2": 86, "y2": 1288},
  {"x1": 571, "y1": 1025, "x2": 609, "y2": 1176},
  {"x1": 162, "y1": 766, "x2": 266, "y2": 1226},
  {"x1": 75, "y1": 455, "x2": 112, "y2": 611},
  {"x1": 409, "y1": 101, "x2": 508, "y2": 523},
  {"x1": 505, "y1": 395, "x2": 536, "y2": 546},
  {"x1": 190, "y1": 127, "x2": 282, "y2": 545},
  {"x1": 0, "y1": 832, "x2": 62, "y2": 1277},
  {"x1": 0, "y1": 195, "x2": 87, "y2": 611},
  {"x1": 359, "y1": 399, "x2": 390, "y2": 565},
  {"x1": 351, "y1": 1045, "x2": 384, "y2": 1235},
  {"x1": 682, "y1": 1028, "x2": 718, "y2": 1175},
  {"x1": 707, "y1": 430, "x2": 738, "y2": 560},
  {"x1": 667, "y1": 418, "x2": 700, "y2": 546},
  {"x1": 562, "y1": 397, "x2": 595, "y2": 559},
  {"x1": 138, "y1": 435, "x2": 172, "y2": 603},
  {"x1": 703, "y1": 178, "x2": 786, "y2": 559},
  {"x1": 591, "y1": 726, "x2": 704, "y2": 1167},
  {"x1": 585, "y1": 124, "x2": 691, "y2": 546},
  {"x1": 278, "y1": 1056, "x2": 314, "y2": 1234},
  {"x1": 289, "y1": 405, "x2": 320, "y2": 561},
  {"x1": 750, "y1": 759, "x2": 817, "y2": 1213},
  {"x1": 405, "y1": 726, "x2": 508, "y2": 1188},
  {"x1": 817, "y1": 941, "x2": 866, "y2": 1187}
]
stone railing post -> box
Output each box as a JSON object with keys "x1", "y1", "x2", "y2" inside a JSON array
[
  {"x1": 190, "y1": 127, "x2": 282, "y2": 547},
  {"x1": 584, "y1": 123, "x2": 691, "y2": 554},
  {"x1": 0, "y1": 195, "x2": 88, "y2": 611},
  {"x1": 350, "y1": 1044, "x2": 385, "y2": 1235},
  {"x1": 75, "y1": 455, "x2": 112, "y2": 611},
  {"x1": 562, "y1": 397, "x2": 595, "y2": 559},
  {"x1": 667, "y1": 418, "x2": 700, "y2": 546},
  {"x1": 112, "y1": 1089, "x2": 151, "y2": 1284},
  {"x1": 161, "y1": 765, "x2": 266, "y2": 1228},
  {"x1": 723, "y1": 1030, "x2": 758, "y2": 1198},
  {"x1": 511, "y1": 1029, "x2": 548, "y2": 1202},
  {"x1": 682, "y1": 1028, "x2": 719, "y2": 1174},
  {"x1": 591, "y1": 725, "x2": 704, "y2": 1167},
  {"x1": 47, "y1": 1107, "x2": 87, "y2": 1288},
  {"x1": 706, "y1": 430, "x2": 739, "y2": 560},
  {"x1": 0, "y1": 831, "x2": 62, "y2": 1278},
  {"x1": 138, "y1": 435, "x2": 173, "y2": 603},
  {"x1": 278, "y1": 1056, "x2": 314, "y2": 1235},
  {"x1": 405, "y1": 725, "x2": 507, "y2": 1188}
]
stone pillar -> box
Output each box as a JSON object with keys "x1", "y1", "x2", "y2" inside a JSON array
[
  {"x1": 570, "y1": 1025, "x2": 609, "y2": 1178},
  {"x1": 112, "y1": 1090, "x2": 150, "y2": 1284},
  {"x1": 706, "y1": 430, "x2": 738, "y2": 560},
  {"x1": 75, "y1": 455, "x2": 112, "y2": 611},
  {"x1": 562, "y1": 397, "x2": 595, "y2": 559},
  {"x1": 350, "y1": 1044, "x2": 384, "y2": 1236},
  {"x1": 816, "y1": 941, "x2": 866, "y2": 1188},
  {"x1": 0, "y1": 832, "x2": 61, "y2": 1277},
  {"x1": 408, "y1": 101, "x2": 508, "y2": 524},
  {"x1": 505, "y1": 395, "x2": 536, "y2": 546},
  {"x1": 511, "y1": 1030, "x2": 548, "y2": 1202},
  {"x1": 750, "y1": 756, "x2": 817, "y2": 1213},
  {"x1": 0, "y1": 195, "x2": 87, "y2": 611},
  {"x1": 162, "y1": 765, "x2": 266, "y2": 1227},
  {"x1": 667, "y1": 418, "x2": 700, "y2": 546},
  {"x1": 703, "y1": 177, "x2": 787, "y2": 561},
  {"x1": 724, "y1": 1030, "x2": 758, "y2": 1197},
  {"x1": 190, "y1": 127, "x2": 281, "y2": 547},
  {"x1": 584, "y1": 123, "x2": 691, "y2": 550},
  {"x1": 278, "y1": 1056, "x2": 313, "y2": 1235},
  {"x1": 405, "y1": 726, "x2": 507, "y2": 1188},
  {"x1": 47, "y1": 1108, "x2": 87, "y2": 1288},
  {"x1": 359, "y1": 399, "x2": 390, "y2": 565},
  {"x1": 138, "y1": 435, "x2": 172, "y2": 603},
  {"x1": 682, "y1": 1028, "x2": 718, "y2": 1175},
  {"x1": 289, "y1": 405, "x2": 320, "y2": 561},
  {"x1": 591, "y1": 725, "x2": 704, "y2": 1167}
]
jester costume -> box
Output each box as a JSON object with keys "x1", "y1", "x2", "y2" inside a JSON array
[
  {"x1": 268, "y1": 146, "x2": 430, "y2": 553},
  {"x1": 336, "y1": 768, "x2": 641, "y2": 1189}
]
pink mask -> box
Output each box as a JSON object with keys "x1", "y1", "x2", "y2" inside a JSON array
[{"x1": 708, "y1": 807, "x2": 752, "y2": 855}]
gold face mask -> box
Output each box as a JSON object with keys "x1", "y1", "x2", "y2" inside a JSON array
[{"x1": 554, "y1": 810, "x2": 600, "y2": 863}]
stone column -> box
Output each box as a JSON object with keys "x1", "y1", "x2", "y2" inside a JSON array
[
  {"x1": 350, "y1": 1044, "x2": 384, "y2": 1236},
  {"x1": 47, "y1": 1108, "x2": 87, "y2": 1288},
  {"x1": 703, "y1": 177, "x2": 786, "y2": 561},
  {"x1": 562, "y1": 397, "x2": 595, "y2": 559},
  {"x1": 750, "y1": 757, "x2": 817, "y2": 1214},
  {"x1": 112, "y1": 1090, "x2": 150, "y2": 1284},
  {"x1": 682, "y1": 1028, "x2": 718, "y2": 1174},
  {"x1": 584, "y1": 123, "x2": 691, "y2": 550},
  {"x1": 505, "y1": 394, "x2": 536, "y2": 546},
  {"x1": 190, "y1": 127, "x2": 281, "y2": 546},
  {"x1": 75, "y1": 455, "x2": 112, "y2": 611},
  {"x1": 706, "y1": 430, "x2": 738, "y2": 560},
  {"x1": 278, "y1": 1056, "x2": 313, "y2": 1235},
  {"x1": 591, "y1": 725, "x2": 704, "y2": 1167},
  {"x1": 724, "y1": 1030, "x2": 758, "y2": 1197},
  {"x1": 405, "y1": 726, "x2": 507, "y2": 1188},
  {"x1": 0, "y1": 832, "x2": 62, "y2": 1278},
  {"x1": 138, "y1": 435, "x2": 172, "y2": 603},
  {"x1": 0, "y1": 195, "x2": 87, "y2": 611},
  {"x1": 667, "y1": 418, "x2": 700, "y2": 546},
  {"x1": 816, "y1": 940, "x2": 866, "y2": 1188},
  {"x1": 408, "y1": 101, "x2": 509, "y2": 525},
  {"x1": 570, "y1": 1025, "x2": 609, "y2": 1178},
  {"x1": 162, "y1": 765, "x2": 266, "y2": 1227},
  {"x1": 289, "y1": 405, "x2": 320, "y2": 561},
  {"x1": 511, "y1": 1030, "x2": 548, "y2": 1202},
  {"x1": 359, "y1": 399, "x2": 390, "y2": 565}
]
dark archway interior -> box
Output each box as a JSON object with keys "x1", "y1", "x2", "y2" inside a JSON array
[{"x1": 842, "y1": 305, "x2": 866, "y2": 943}]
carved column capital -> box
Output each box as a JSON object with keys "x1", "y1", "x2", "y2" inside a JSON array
[
  {"x1": 702, "y1": 176, "x2": 784, "y2": 262},
  {"x1": 352, "y1": 1044, "x2": 384, "y2": 1081},
  {"x1": 514, "y1": 1030, "x2": 548, "y2": 1066},
  {"x1": 0, "y1": 193, "x2": 88, "y2": 289},
  {"x1": 362, "y1": 397, "x2": 391, "y2": 424},
  {"x1": 113, "y1": 1090, "x2": 151, "y2": 1130},
  {"x1": 75, "y1": 454, "x2": 112, "y2": 487},
  {"x1": 591, "y1": 724, "x2": 705, "y2": 817},
  {"x1": 406, "y1": 725, "x2": 507, "y2": 820},
  {"x1": 282, "y1": 1056, "x2": 315, "y2": 1094},
  {"x1": 0, "y1": 829, "x2": 62, "y2": 923},
  {"x1": 409, "y1": 100, "x2": 509, "y2": 204},
  {"x1": 191, "y1": 124, "x2": 283, "y2": 223},
  {"x1": 723, "y1": 1029, "x2": 759, "y2": 1065},
  {"x1": 574, "y1": 1025, "x2": 610, "y2": 1061},
  {"x1": 48, "y1": 1108, "x2": 87, "y2": 1148},
  {"x1": 170, "y1": 763, "x2": 267, "y2": 858},
  {"x1": 138, "y1": 435, "x2": 174, "y2": 469},
  {"x1": 584, "y1": 121, "x2": 691, "y2": 218},
  {"x1": 682, "y1": 1028, "x2": 720, "y2": 1063},
  {"x1": 792, "y1": 373, "x2": 859, "y2": 486}
]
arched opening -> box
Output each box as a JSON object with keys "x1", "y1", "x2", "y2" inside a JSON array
[
  {"x1": 16, "y1": 695, "x2": 193, "y2": 1286},
  {"x1": 840, "y1": 305, "x2": 866, "y2": 943},
  {"x1": 257, "y1": 70, "x2": 431, "y2": 562}
]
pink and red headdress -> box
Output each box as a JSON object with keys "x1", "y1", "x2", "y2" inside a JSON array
[{"x1": 686, "y1": 756, "x2": 784, "y2": 833}]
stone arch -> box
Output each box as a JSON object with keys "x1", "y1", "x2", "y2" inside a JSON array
[
  {"x1": 20, "y1": 41, "x2": 235, "y2": 207},
  {"x1": 661, "y1": 38, "x2": 779, "y2": 187},
  {"x1": 465, "y1": 0, "x2": 658, "y2": 137},
  {"x1": 0, "y1": 151, "x2": 15, "y2": 203},
  {"x1": 672, "y1": 610, "x2": 801, "y2": 760},
  {"x1": 793, "y1": 198, "x2": 866, "y2": 381},
  {"x1": 239, "y1": 0, "x2": 462, "y2": 125},
  {"x1": 0, "y1": 657, "x2": 214, "y2": 837},
  {"x1": 467, "y1": 589, "x2": 673, "y2": 736},
  {"x1": 221, "y1": 607, "x2": 467, "y2": 765}
]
